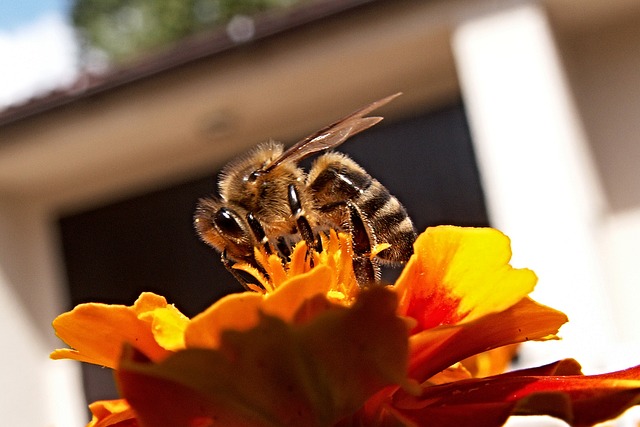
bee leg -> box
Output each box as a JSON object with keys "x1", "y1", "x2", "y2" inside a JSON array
[
  {"x1": 287, "y1": 184, "x2": 317, "y2": 247},
  {"x1": 276, "y1": 236, "x2": 292, "y2": 262},
  {"x1": 346, "y1": 203, "x2": 380, "y2": 287},
  {"x1": 246, "y1": 212, "x2": 273, "y2": 255},
  {"x1": 287, "y1": 184, "x2": 322, "y2": 265},
  {"x1": 221, "y1": 249, "x2": 265, "y2": 292}
]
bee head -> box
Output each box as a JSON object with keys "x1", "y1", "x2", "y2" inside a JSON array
[{"x1": 194, "y1": 197, "x2": 256, "y2": 261}]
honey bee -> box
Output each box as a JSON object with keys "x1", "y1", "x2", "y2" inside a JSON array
[{"x1": 194, "y1": 93, "x2": 416, "y2": 288}]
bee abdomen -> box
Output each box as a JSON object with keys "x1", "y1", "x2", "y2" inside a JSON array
[
  {"x1": 358, "y1": 182, "x2": 416, "y2": 264},
  {"x1": 308, "y1": 153, "x2": 416, "y2": 264},
  {"x1": 308, "y1": 155, "x2": 372, "y2": 201}
]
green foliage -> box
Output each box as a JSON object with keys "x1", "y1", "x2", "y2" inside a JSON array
[{"x1": 71, "y1": 0, "x2": 302, "y2": 63}]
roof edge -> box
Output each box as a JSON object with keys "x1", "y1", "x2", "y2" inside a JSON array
[{"x1": 0, "y1": 0, "x2": 380, "y2": 127}]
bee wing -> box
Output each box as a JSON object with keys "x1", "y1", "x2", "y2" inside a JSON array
[{"x1": 262, "y1": 92, "x2": 401, "y2": 172}]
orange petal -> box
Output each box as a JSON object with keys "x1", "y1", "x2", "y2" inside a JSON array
[
  {"x1": 407, "y1": 297, "x2": 567, "y2": 384},
  {"x1": 461, "y1": 344, "x2": 521, "y2": 378},
  {"x1": 262, "y1": 265, "x2": 334, "y2": 319},
  {"x1": 426, "y1": 363, "x2": 473, "y2": 385},
  {"x1": 131, "y1": 292, "x2": 170, "y2": 315},
  {"x1": 51, "y1": 293, "x2": 176, "y2": 368},
  {"x1": 255, "y1": 247, "x2": 289, "y2": 290},
  {"x1": 185, "y1": 266, "x2": 333, "y2": 348},
  {"x1": 183, "y1": 291, "x2": 263, "y2": 349},
  {"x1": 390, "y1": 361, "x2": 640, "y2": 427},
  {"x1": 118, "y1": 288, "x2": 409, "y2": 427},
  {"x1": 288, "y1": 239, "x2": 313, "y2": 277},
  {"x1": 395, "y1": 226, "x2": 537, "y2": 331},
  {"x1": 87, "y1": 399, "x2": 138, "y2": 427}
]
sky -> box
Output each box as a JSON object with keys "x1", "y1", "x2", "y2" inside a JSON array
[{"x1": 0, "y1": 1, "x2": 79, "y2": 110}]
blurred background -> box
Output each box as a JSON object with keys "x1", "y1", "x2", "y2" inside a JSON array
[{"x1": 1, "y1": 0, "x2": 639, "y2": 425}]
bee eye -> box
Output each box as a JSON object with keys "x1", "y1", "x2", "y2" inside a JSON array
[
  {"x1": 245, "y1": 170, "x2": 262, "y2": 183},
  {"x1": 214, "y1": 208, "x2": 245, "y2": 239}
]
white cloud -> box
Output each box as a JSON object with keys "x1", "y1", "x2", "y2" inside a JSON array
[{"x1": 0, "y1": 13, "x2": 79, "y2": 110}]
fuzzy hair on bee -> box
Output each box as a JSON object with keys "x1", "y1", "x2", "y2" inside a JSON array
[
  {"x1": 194, "y1": 93, "x2": 416, "y2": 288},
  {"x1": 217, "y1": 141, "x2": 314, "y2": 237}
]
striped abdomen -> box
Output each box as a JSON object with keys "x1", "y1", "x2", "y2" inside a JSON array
[{"x1": 307, "y1": 152, "x2": 416, "y2": 264}]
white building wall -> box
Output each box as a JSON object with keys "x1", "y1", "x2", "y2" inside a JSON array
[
  {"x1": 559, "y1": 12, "x2": 640, "y2": 353},
  {"x1": 452, "y1": 3, "x2": 617, "y2": 372},
  {"x1": 0, "y1": 198, "x2": 85, "y2": 426}
]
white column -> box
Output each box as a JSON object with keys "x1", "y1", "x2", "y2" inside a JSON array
[
  {"x1": 0, "y1": 199, "x2": 86, "y2": 426},
  {"x1": 452, "y1": 3, "x2": 615, "y2": 372}
]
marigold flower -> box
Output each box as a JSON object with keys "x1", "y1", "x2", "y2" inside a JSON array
[{"x1": 51, "y1": 226, "x2": 640, "y2": 427}]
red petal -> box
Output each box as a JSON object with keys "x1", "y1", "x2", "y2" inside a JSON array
[{"x1": 391, "y1": 362, "x2": 640, "y2": 427}]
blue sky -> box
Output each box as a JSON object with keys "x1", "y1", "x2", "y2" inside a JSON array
[
  {"x1": 0, "y1": 0, "x2": 70, "y2": 30},
  {"x1": 0, "y1": 0, "x2": 78, "y2": 109}
]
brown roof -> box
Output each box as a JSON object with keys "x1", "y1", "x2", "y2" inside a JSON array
[{"x1": 0, "y1": 0, "x2": 379, "y2": 127}]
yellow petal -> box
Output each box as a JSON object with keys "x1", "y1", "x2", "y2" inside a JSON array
[
  {"x1": 139, "y1": 305, "x2": 189, "y2": 352},
  {"x1": 396, "y1": 226, "x2": 537, "y2": 330}
]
